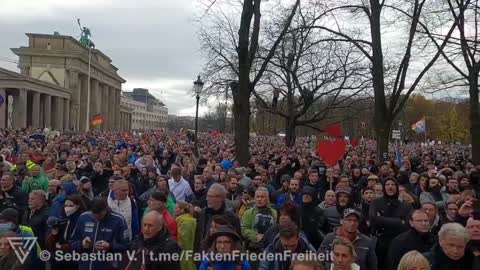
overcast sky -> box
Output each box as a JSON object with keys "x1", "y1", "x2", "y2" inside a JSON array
[{"x1": 0, "y1": 0, "x2": 209, "y2": 116}]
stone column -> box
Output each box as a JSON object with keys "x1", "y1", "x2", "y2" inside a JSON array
[
  {"x1": 44, "y1": 94, "x2": 52, "y2": 128},
  {"x1": 114, "y1": 90, "x2": 121, "y2": 130},
  {"x1": 79, "y1": 75, "x2": 88, "y2": 131},
  {"x1": 64, "y1": 98, "x2": 70, "y2": 130},
  {"x1": 31, "y1": 91, "x2": 41, "y2": 129},
  {"x1": 108, "y1": 86, "x2": 115, "y2": 130},
  {"x1": 13, "y1": 88, "x2": 27, "y2": 129},
  {"x1": 90, "y1": 79, "x2": 99, "y2": 129},
  {"x1": 69, "y1": 70, "x2": 80, "y2": 130},
  {"x1": 0, "y1": 89, "x2": 6, "y2": 129},
  {"x1": 101, "y1": 84, "x2": 109, "y2": 130},
  {"x1": 128, "y1": 114, "x2": 131, "y2": 130},
  {"x1": 54, "y1": 97, "x2": 64, "y2": 130}
]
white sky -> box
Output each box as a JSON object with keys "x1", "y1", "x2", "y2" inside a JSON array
[{"x1": 0, "y1": 0, "x2": 209, "y2": 116}]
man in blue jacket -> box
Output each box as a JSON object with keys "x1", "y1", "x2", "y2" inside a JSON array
[{"x1": 70, "y1": 197, "x2": 129, "y2": 270}]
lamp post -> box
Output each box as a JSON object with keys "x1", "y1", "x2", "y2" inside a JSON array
[{"x1": 193, "y1": 75, "x2": 204, "y2": 154}]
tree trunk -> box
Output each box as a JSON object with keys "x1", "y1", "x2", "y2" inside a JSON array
[
  {"x1": 469, "y1": 68, "x2": 480, "y2": 164},
  {"x1": 231, "y1": 82, "x2": 251, "y2": 166},
  {"x1": 376, "y1": 123, "x2": 391, "y2": 162},
  {"x1": 370, "y1": 0, "x2": 389, "y2": 163},
  {"x1": 285, "y1": 117, "x2": 296, "y2": 148}
]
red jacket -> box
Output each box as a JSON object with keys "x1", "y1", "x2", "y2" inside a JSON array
[{"x1": 161, "y1": 208, "x2": 178, "y2": 240}]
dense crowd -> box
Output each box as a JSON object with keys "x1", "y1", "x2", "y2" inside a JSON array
[{"x1": 0, "y1": 129, "x2": 479, "y2": 270}]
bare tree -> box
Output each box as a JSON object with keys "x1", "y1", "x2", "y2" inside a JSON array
[
  {"x1": 252, "y1": 16, "x2": 371, "y2": 146},
  {"x1": 304, "y1": 0, "x2": 470, "y2": 162},
  {"x1": 197, "y1": 0, "x2": 300, "y2": 165},
  {"x1": 420, "y1": 0, "x2": 480, "y2": 163}
]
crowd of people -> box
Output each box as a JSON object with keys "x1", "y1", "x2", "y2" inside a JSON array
[{"x1": 0, "y1": 128, "x2": 479, "y2": 270}]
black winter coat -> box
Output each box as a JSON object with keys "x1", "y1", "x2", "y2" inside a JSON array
[
  {"x1": 24, "y1": 205, "x2": 49, "y2": 248},
  {"x1": 127, "y1": 228, "x2": 181, "y2": 270},
  {"x1": 424, "y1": 243, "x2": 480, "y2": 270},
  {"x1": 299, "y1": 203, "x2": 328, "y2": 249},
  {"x1": 369, "y1": 197, "x2": 411, "y2": 239},
  {"x1": 369, "y1": 196, "x2": 411, "y2": 268},
  {"x1": 387, "y1": 228, "x2": 437, "y2": 269}
]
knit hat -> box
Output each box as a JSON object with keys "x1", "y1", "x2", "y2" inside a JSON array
[
  {"x1": 150, "y1": 191, "x2": 168, "y2": 203},
  {"x1": 280, "y1": 174, "x2": 292, "y2": 183},
  {"x1": 0, "y1": 208, "x2": 19, "y2": 224},
  {"x1": 302, "y1": 186, "x2": 317, "y2": 198},
  {"x1": 62, "y1": 182, "x2": 77, "y2": 195},
  {"x1": 220, "y1": 160, "x2": 233, "y2": 170}
]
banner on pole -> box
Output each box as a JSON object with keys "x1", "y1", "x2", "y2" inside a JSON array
[{"x1": 91, "y1": 114, "x2": 103, "y2": 126}]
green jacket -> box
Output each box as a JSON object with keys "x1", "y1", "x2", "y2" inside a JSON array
[
  {"x1": 176, "y1": 213, "x2": 196, "y2": 270},
  {"x1": 22, "y1": 175, "x2": 49, "y2": 193},
  {"x1": 241, "y1": 205, "x2": 277, "y2": 244}
]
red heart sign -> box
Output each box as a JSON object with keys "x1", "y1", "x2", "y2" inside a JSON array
[
  {"x1": 326, "y1": 124, "x2": 343, "y2": 138},
  {"x1": 350, "y1": 138, "x2": 359, "y2": 147},
  {"x1": 317, "y1": 138, "x2": 346, "y2": 167}
]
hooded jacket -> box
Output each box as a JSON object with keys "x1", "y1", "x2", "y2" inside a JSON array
[
  {"x1": 369, "y1": 179, "x2": 411, "y2": 238},
  {"x1": 324, "y1": 189, "x2": 354, "y2": 232},
  {"x1": 369, "y1": 178, "x2": 411, "y2": 268},
  {"x1": 176, "y1": 213, "x2": 197, "y2": 270},
  {"x1": 299, "y1": 186, "x2": 328, "y2": 249}
]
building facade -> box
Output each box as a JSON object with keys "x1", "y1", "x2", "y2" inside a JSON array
[
  {"x1": 0, "y1": 67, "x2": 71, "y2": 130},
  {"x1": 121, "y1": 88, "x2": 168, "y2": 130},
  {"x1": 6, "y1": 32, "x2": 130, "y2": 131}
]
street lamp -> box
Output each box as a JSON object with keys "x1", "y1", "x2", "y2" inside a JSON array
[{"x1": 193, "y1": 75, "x2": 204, "y2": 154}]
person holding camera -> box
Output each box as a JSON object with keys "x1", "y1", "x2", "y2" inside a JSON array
[
  {"x1": 46, "y1": 194, "x2": 85, "y2": 270},
  {"x1": 70, "y1": 197, "x2": 129, "y2": 270}
]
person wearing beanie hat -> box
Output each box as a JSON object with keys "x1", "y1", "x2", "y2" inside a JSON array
[
  {"x1": 369, "y1": 177, "x2": 411, "y2": 269},
  {"x1": 299, "y1": 186, "x2": 328, "y2": 249},
  {"x1": 323, "y1": 188, "x2": 355, "y2": 232}
]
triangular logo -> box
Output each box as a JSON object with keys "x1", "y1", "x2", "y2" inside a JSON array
[{"x1": 7, "y1": 237, "x2": 37, "y2": 264}]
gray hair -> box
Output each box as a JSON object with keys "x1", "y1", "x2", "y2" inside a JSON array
[
  {"x1": 438, "y1": 223, "x2": 470, "y2": 243},
  {"x1": 210, "y1": 183, "x2": 227, "y2": 199},
  {"x1": 145, "y1": 210, "x2": 164, "y2": 224},
  {"x1": 30, "y1": 190, "x2": 47, "y2": 201},
  {"x1": 255, "y1": 187, "x2": 269, "y2": 197}
]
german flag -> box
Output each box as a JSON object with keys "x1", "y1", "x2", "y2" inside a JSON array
[{"x1": 92, "y1": 114, "x2": 103, "y2": 126}]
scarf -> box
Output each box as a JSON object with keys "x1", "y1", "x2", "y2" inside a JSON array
[{"x1": 338, "y1": 227, "x2": 358, "y2": 242}]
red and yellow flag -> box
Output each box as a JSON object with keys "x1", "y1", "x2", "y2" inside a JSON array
[{"x1": 91, "y1": 114, "x2": 103, "y2": 126}]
